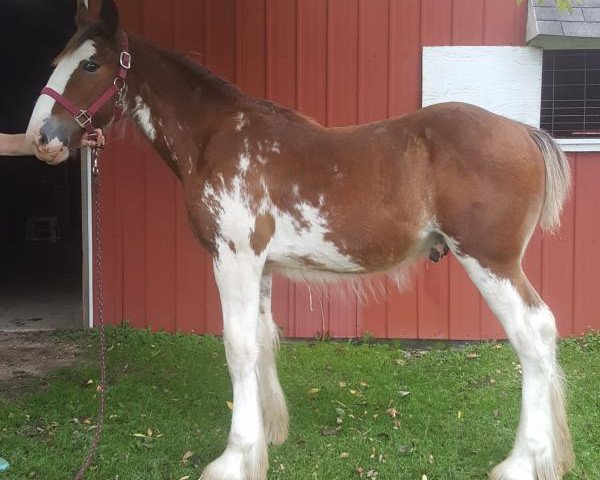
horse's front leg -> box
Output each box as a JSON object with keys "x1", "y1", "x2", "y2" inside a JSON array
[{"x1": 202, "y1": 250, "x2": 268, "y2": 480}]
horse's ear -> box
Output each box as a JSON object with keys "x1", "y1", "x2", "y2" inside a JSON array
[
  {"x1": 99, "y1": 0, "x2": 120, "y2": 39},
  {"x1": 75, "y1": 0, "x2": 91, "y2": 30}
]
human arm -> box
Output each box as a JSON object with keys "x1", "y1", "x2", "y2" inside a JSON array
[
  {"x1": 1, "y1": 130, "x2": 105, "y2": 161},
  {"x1": 0, "y1": 133, "x2": 33, "y2": 156}
]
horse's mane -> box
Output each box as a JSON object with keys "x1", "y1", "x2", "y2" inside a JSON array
[
  {"x1": 56, "y1": 24, "x2": 313, "y2": 124},
  {"x1": 158, "y1": 46, "x2": 242, "y2": 100},
  {"x1": 158, "y1": 45, "x2": 311, "y2": 124}
]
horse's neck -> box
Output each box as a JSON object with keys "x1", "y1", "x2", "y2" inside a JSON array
[{"x1": 124, "y1": 35, "x2": 243, "y2": 180}]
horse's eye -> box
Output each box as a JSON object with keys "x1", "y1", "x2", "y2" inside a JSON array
[{"x1": 81, "y1": 60, "x2": 100, "y2": 72}]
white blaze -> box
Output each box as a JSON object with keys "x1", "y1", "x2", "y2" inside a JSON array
[{"x1": 26, "y1": 40, "x2": 96, "y2": 144}]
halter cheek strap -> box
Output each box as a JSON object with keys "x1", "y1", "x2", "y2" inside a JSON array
[{"x1": 41, "y1": 31, "x2": 131, "y2": 134}]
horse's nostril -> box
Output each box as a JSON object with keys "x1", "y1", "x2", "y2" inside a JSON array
[
  {"x1": 39, "y1": 122, "x2": 52, "y2": 145},
  {"x1": 39, "y1": 119, "x2": 70, "y2": 147}
]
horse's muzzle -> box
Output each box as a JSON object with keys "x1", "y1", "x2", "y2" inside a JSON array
[
  {"x1": 39, "y1": 117, "x2": 72, "y2": 148},
  {"x1": 29, "y1": 117, "x2": 73, "y2": 164}
]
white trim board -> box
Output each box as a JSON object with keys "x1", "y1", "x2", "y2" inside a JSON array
[
  {"x1": 422, "y1": 46, "x2": 543, "y2": 127},
  {"x1": 81, "y1": 147, "x2": 94, "y2": 329},
  {"x1": 557, "y1": 138, "x2": 600, "y2": 152},
  {"x1": 82, "y1": 0, "x2": 93, "y2": 329}
]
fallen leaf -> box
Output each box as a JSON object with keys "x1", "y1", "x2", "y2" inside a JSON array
[
  {"x1": 181, "y1": 450, "x2": 193, "y2": 464},
  {"x1": 398, "y1": 391, "x2": 410, "y2": 398},
  {"x1": 466, "y1": 352, "x2": 479, "y2": 359},
  {"x1": 386, "y1": 407, "x2": 397, "y2": 418},
  {"x1": 226, "y1": 401, "x2": 234, "y2": 411},
  {"x1": 308, "y1": 388, "x2": 320, "y2": 395},
  {"x1": 340, "y1": 452, "x2": 350, "y2": 458}
]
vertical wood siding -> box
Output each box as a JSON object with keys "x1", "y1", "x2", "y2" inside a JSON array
[{"x1": 94, "y1": 0, "x2": 600, "y2": 338}]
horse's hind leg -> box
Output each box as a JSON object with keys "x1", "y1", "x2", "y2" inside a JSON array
[
  {"x1": 451, "y1": 251, "x2": 574, "y2": 480},
  {"x1": 257, "y1": 273, "x2": 289, "y2": 445}
]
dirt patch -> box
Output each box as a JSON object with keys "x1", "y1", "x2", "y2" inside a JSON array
[{"x1": 0, "y1": 331, "x2": 82, "y2": 397}]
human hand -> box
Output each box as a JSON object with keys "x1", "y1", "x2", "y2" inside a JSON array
[{"x1": 80, "y1": 129, "x2": 105, "y2": 149}]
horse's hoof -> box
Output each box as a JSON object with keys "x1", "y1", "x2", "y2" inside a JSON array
[
  {"x1": 201, "y1": 451, "x2": 244, "y2": 480},
  {"x1": 489, "y1": 457, "x2": 535, "y2": 480}
]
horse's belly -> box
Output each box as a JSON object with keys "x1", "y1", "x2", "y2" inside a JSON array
[
  {"x1": 267, "y1": 214, "x2": 366, "y2": 275},
  {"x1": 266, "y1": 206, "x2": 429, "y2": 277}
]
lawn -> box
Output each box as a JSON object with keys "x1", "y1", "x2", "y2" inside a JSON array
[{"x1": 0, "y1": 326, "x2": 598, "y2": 479}]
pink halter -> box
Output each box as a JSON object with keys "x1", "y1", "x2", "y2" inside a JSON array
[{"x1": 41, "y1": 31, "x2": 131, "y2": 134}]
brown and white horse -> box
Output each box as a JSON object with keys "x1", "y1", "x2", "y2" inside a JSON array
[{"x1": 26, "y1": 1, "x2": 574, "y2": 479}]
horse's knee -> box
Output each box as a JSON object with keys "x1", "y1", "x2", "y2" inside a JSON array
[{"x1": 224, "y1": 334, "x2": 260, "y2": 378}]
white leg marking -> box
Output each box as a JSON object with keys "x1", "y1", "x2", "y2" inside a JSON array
[
  {"x1": 456, "y1": 256, "x2": 573, "y2": 480},
  {"x1": 202, "y1": 242, "x2": 269, "y2": 479}
]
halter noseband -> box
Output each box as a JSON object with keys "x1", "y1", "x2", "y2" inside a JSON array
[{"x1": 41, "y1": 31, "x2": 131, "y2": 134}]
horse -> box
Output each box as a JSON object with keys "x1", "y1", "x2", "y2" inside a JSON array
[{"x1": 26, "y1": 1, "x2": 574, "y2": 479}]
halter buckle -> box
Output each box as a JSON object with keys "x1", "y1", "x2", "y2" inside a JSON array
[
  {"x1": 113, "y1": 77, "x2": 126, "y2": 91},
  {"x1": 75, "y1": 109, "x2": 92, "y2": 128},
  {"x1": 120, "y1": 51, "x2": 132, "y2": 69}
]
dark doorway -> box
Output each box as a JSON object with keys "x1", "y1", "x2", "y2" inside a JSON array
[{"x1": 0, "y1": 0, "x2": 82, "y2": 331}]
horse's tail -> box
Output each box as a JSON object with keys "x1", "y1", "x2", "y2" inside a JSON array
[{"x1": 527, "y1": 126, "x2": 571, "y2": 233}]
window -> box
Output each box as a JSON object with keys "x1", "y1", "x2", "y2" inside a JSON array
[{"x1": 541, "y1": 50, "x2": 600, "y2": 139}]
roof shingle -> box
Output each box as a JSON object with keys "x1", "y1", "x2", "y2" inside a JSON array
[{"x1": 527, "y1": 0, "x2": 600, "y2": 45}]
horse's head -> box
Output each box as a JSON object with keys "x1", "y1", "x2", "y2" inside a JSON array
[{"x1": 26, "y1": 0, "x2": 123, "y2": 164}]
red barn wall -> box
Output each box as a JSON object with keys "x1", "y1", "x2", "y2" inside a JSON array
[{"x1": 94, "y1": 0, "x2": 600, "y2": 339}]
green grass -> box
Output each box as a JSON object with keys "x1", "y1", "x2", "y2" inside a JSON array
[{"x1": 0, "y1": 326, "x2": 599, "y2": 479}]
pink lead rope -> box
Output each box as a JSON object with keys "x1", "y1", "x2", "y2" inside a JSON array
[{"x1": 41, "y1": 31, "x2": 131, "y2": 134}]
